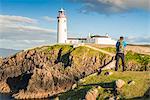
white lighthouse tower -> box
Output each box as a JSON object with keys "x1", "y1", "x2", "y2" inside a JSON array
[{"x1": 57, "y1": 8, "x2": 67, "y2": 43}]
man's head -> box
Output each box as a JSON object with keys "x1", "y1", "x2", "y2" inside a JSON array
[{"x1": 120, "y1": 36, "x2": 124, "y2": 40}]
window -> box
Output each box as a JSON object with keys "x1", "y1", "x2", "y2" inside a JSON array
[{"x1": 64, "y1": 29, "x2": 67, "y2": 32}]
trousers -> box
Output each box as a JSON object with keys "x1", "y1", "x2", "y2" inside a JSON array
[{"x1": 115, "y1": 53, "x2": 125, "y2": 71}]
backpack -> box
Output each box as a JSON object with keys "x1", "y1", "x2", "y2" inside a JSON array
[{"x1": 117, "y1": 40, "x2": 124, "y2": 53}]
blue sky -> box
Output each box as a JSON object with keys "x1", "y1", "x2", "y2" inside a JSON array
[{"x1": 0, "y1": 0, "x2": 150, "y2": 49}]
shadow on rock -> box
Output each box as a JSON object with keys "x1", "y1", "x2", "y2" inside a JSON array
[
  {"x1": 59, "y1": 86, "x2": 92, "y2": 100},
  {"x1": 7, "y1": 73, "x2": 32, "y2": 93},
  {"x1": 80, "y1": 81, "x2": 115, "y2": 88}
]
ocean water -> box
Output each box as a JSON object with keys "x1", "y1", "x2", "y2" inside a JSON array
[
  {"x1": 0, "y1": 93, "x2": 53, "y2": 100},
  {"x1": 0, "y1": 93, "x2": 13, "y2": 100}
]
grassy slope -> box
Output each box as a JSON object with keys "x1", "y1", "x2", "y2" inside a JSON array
[
  {"x1": 34, "y1": 45, "x2": 110, "y2": 68},
  {"x1": 101, "y1": 47, "x2": 150, "y2": 63},
  {"x1": 59, "y1": 71, "x2": 150, "y2": 100},
  {"x1": 34, "y1": 44, "x2": 106, "y2": 57},
  {"x1": 31, "y1": 45, "x2": 149, "y2": 99},
  {"x1": 57, "y1": 46, "x2": 150, "y2": 100},
  {"x1": 101, "y1": 47, "x2": 150, "y2": 71},
  {"x1": 83, "y1": 71, "x2": 150, "y2": 99}
]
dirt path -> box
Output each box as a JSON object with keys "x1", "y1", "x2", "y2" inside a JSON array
[
  {"x1": 83, "y1": 45, "x2": 115, "y2": 56},
  {"x1": 82, "y1": 44, "x2": 116, "y2": 71},
  {"x1": 85, "y1": 44, "x2": 150, "y2": 55}
]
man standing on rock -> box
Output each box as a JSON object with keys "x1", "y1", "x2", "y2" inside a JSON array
[{"x1": 115, "y1": 36, "x2": 127, "y2": 72}]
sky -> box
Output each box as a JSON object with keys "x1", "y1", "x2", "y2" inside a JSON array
[{"x1": 0, "y1": 0, "x2": 150, "y2": 50}]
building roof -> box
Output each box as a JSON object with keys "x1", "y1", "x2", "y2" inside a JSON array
[
  {"x1": 67, "y1": 38, "x2": 87, "y2": 40},
  {"x1": 59, "y1": 8, "x2": 65, "y2": 12},
  {"x1": 90, "y1": 35, "x2": 109, "y2": 38},
  {"x1": 67, "y1": 35, "x2": 111, "y2": 41},
  {"x1": 58, "y1": 8, "x2": 66, "y2": 18}
]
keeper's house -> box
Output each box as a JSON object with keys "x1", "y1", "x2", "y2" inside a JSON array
[{"x1": 66, "y1": 34, "x2": 116, "y2": 45}]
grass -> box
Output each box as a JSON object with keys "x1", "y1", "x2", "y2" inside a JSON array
[
  {"x1": 101, "y1": 47, "x2": 116, "y2": 54},
  {"x1": 59, "y1": 71, "x2": 150, "y2": 100},
  {"x1": 101, "y1": 47, "x2": 150, "y2": 65},
  {"x1": 24, "y1": 44, "x2": 150, "y2": 99},
  {"x1": 126, "y1": 51, "x2": 150, "y2": 67},
  {"x1": 59, "y1": 86, "x2": 92, "y2": 100},
  {"x1": 26, "y1": 45, "x2": 150, "y2": 99},
  {"x1": 71, "y1": 46, "x2": 106, "y2": 57},
  {"x1": 30, "y1": 44, "x2": 112, "y2": 70},
  {"x1": 101, "y1": 47, "x2": 150, "y2": 71},
  {"x1": 84, "y1": 71, "x2": 150, "y2": 98},
  {"x1": 44, "y1": 44, "x2": 73, "y2": 54}
]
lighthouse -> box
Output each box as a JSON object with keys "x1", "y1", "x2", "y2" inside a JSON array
[{"x1": 57, "y1": 8, "x2": 67, "y2": 43}]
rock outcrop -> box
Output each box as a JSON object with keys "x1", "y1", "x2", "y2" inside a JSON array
[
  {"x1": 115, "y1": 79, "x2": 125, "y2": 89},
  {"x1": 0, "y1": 45, "x2": 112, "y2": 99},
  {"x1": 0, "y1": 81, "x2": 10, "y2": 93},
  {"x1": 85, "y1": 88, "x2": 99, "y2": 100}
]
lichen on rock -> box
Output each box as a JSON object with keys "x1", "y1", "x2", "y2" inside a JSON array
[{"x1": 0, "y1": 81, "x2": 10, "y2": 93}]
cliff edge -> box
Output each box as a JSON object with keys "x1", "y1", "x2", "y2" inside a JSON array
[{"x1": 0, "y1": 44, "x2": 113, "y2": 99}]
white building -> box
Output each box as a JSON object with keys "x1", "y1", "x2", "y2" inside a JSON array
[
  {"x1": 57, "y1": 8, "x2": 116, "y2": 45},
  {"x1": 67, "y1": 38, "x2": 87, "y2": 44},
  {"x1": 66, "y1": 34, "x2": 116, "y2": 45},
  {"x1": 57, "y1": 8, "x2": 67, "y2": 43},
  {"x1": 87, "y1": 34, "x2": 116, "y2": 45}
]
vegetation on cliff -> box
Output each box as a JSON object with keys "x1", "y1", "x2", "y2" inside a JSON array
[
  {"x1": 0, "y1": 44, "x2": 112, "y2": 99},
  {"x1": 101, "y1": 47, "x2": 150, "y2": 71},
  {"x1": 59, "y1": 71, "x2": 150, "y2": 100},
  {"x1": 0, "y1": 44, "x2": 149, "y2": 99}
]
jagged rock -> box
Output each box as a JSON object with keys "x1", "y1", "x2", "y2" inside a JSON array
[
  {"x1": 13, "y1": 91, "x2": 50, "y2": 99},
  {"x1": 85, "y1": 88, "x2": 99, "y2": 100},
  {"x1": 53, "y1": 96, "x2": 59, "y2": 100},
  {"x1": 78, "y1": 79, "x2": 86, "y2": 83},
  {"x1": 115, "y1": 79, "x2": 125, "y2": 89},
  {"x1": 0, "y1": 45, "x2": 112, "y2": 99},
  {"x1": 97, "y1": 86, "x2": 102, "y2": 90},
  {"x1": 101, "y1": 61, "x2": 116, "y2": 70},
  {"x1": 109, "y1": 96, "x2": 115, "y2": 100},
  {"x1": 109, "y1": 96, "x2": 119, "y2": 100},
  {"x1": 0, "y1": 81, "x2": 10, "y2": 93},
  {"x1": 126, "y1": 60, "x2": 145, "y2": 71},
  {"x1": 71, "y1": 83, "x2": 77, "y2": 90}
]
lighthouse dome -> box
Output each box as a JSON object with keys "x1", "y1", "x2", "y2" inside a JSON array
[{"x1": 59, "y1": 8, "x2": 65, "y2": 12}]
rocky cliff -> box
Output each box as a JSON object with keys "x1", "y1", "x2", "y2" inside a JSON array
[{"x1": 0, "y1": 45, "x2": 112, "y2": 99}]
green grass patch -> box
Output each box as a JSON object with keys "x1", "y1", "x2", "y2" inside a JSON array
[
  {"x1": 126, "y1": 51, "x2": 150, "y2": 67},
  {"x1": 59, "y1": 71, "x2": 150, "y2": 99},
  {"x1": 101, "y1": 47, "x2": 116, "y2": 54},
  {"x1": 101, "y1": 47, "x2": 150, "y2": 71},
  {"x1": 59, "y1": 86, "x2": 92, "y2": 100},
  {"x1": 71, "y1": 46, "x2": 105, "y2": 57}
]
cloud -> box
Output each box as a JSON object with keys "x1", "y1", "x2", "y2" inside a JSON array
[
  {"x1": 67, "y1": 0, "x2": 150, "y2": 14},
  {"x1": 126, "y1": 35, "x2": 150, "y2": 44},
  {"x1": 0, "y1": 15, "x2": 57, "y2": 49},
  {"x1": 0, "y1": 15, "x2": 38, "y2": 24},
  {"x1": 0, "y1": 39, "x2": 54, "y2": 50},
  {"x1": 43, "y1": 16, "x2": 56, "y2": 22},
  {"x1": 0, "y1": 24, "x2": 56, "y2": 34}
]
